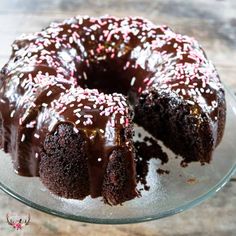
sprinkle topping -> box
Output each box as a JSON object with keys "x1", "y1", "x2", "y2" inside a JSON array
[{"x1": 3, "y1": 15, "x2": 223, "y2": 149}]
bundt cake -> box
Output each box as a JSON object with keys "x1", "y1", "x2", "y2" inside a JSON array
[{"x1": 0, "y1": 16, "x2": 226, "y2": 205}]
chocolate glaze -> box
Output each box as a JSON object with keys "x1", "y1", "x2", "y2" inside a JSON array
[
  {"x1": 37, "y1": 88, "x2": 134, "y2": 197},
  {"x1": 0, "y1": 16, "x2": 225, "y2": 195}
]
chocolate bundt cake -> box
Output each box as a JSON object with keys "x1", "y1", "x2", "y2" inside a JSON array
[{"x1": 0, "y1": 16, "x2": 226, "y2": 205}]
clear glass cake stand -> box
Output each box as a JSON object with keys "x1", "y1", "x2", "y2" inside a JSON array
[{"x1": 0, "y1": 86, "x2": 235, "y2": 224}]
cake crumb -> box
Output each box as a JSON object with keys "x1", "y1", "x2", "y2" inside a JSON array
[
  {"x1": 157, "y1": 168, "x2": 170, "y2": 175},
  {"x1": 135, "y1": 136, "x2": 169, "y2": 192},
  {"x1": 186, "y1": 177, "x2": 198, "y2": 184},
  {"x1": 180, "y1": 160, "x2": 188, "y2": 167}
]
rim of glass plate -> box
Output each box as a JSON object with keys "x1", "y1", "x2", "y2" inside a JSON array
[
  {"x1": 0, "y1": 84, "x2": 235, "y2": 224},
  {"x1": 0, "y1": 163, "x2": 235, "y2": 224}
]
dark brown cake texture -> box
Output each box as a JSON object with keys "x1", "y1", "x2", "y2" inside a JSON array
[
  {"x1": 0, "y1": 15, "x2": 226, "y2": 205},
  {"x1": 134, "y1": 136, "x2": 169, "y2": 191}
]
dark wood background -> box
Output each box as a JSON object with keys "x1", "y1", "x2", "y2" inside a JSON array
[{"x1": 0, "y1": 0, "x2": 235, "y2": 235}]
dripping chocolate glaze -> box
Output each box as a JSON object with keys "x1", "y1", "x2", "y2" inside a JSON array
[
  {"x1": 0, "y1": 16, "x2": 224, "y2": 187},
  {"x1": 36, "y1": 89, "x2": 134, "y2": 197}
]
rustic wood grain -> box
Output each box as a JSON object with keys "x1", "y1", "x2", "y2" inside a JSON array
[{"x1": 0, "y1": 0, "x2": 235, "y2": 235}]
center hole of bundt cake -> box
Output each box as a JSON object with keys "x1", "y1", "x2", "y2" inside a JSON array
[
  {"x1": 81, "y1": 62, "x2": 131, "y2": 94},
  {"x1": 77, "y1": 57, "x2": 148, "y2": 105}
]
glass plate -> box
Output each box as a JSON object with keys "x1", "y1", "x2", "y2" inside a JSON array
[{"x1": 0, "y1": 86, "x2": 235, "y2": 224}]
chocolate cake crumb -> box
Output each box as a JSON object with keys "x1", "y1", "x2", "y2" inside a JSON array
[
  {"x1": 135, "y1": 137, "x2": 168, "y2": 164},
  {"x1": 134, "y1": 136, "x2": 169, "y2": 191},
  {"x1": 144, "y1": 185, "x2": 150, "y2": 191},
  {"x1": 186, "y1": 177, "x2": 198, "y2": 184},
  {"x1": 157, "y1": 168, "x2": 170, "y2": 175},
  {"x1": 180, "y1": 160, "x2": 188, "y2": 167}
]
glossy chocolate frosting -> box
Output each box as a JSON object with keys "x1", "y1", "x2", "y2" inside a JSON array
[{"x1": 0, "y1": 16, "x2": 224, "y2": 180}]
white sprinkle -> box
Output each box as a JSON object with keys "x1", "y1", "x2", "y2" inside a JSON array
[
  {"x1": 98, "y1": 158, "x2": 102, "y2": 162},
  {"x1": 46, "y1": 90, "x2": 52, "y2": 97},
  {"x1": 171, "y1": 83, "x2": 180, "y2": 87},
  {"x1": 26, "y1": 121, "x2": 36, "y2": 128},
  {"x1": 212, "y1": 101, "x2": 218, "y2": 108},
  {"x1": 86, "y1": 118, "x2": 93, "y2": 125},
  {"x1": 69, "y1": 37, "x2": 73, "y2": 44},
  {"x1": 73, "y1": 127, "x2": 79, "y2": 133},
  {"x1": 34, "y1": 133, "x2": 40, "y2": 139},
  {"x1": 78, "y1": 17, "x2": 83, "y2": 25},
  {"x1": 19, "y1": 118, "x2": 23, "y2": 125},
  {"x1": 84, "y1": 114, "x2": 93, "y2": 118},
  {"x1": 130, "y1": 77, "x2": 136, "y2": 86},
  {"x1": 55, "y1": 42, "x2": 61, "y2": 49},
  {"x1": 120, "y1": 117, "x2": 124, "y2": 124},
  {"x1": 35, "y1": 153, "x2": 39, "y2": 158},
  {"x1": 141, "y1": 36, "x2": 146, "y2": 42},
  {"x1": 90, "y1": 25, "x2": 97, "y2": 31},
  {"x1": 100, "y1": 129, "x2": 104, "y2": 133},
  {"x1": 19, "y1": 73, "x2": 24, "y2": 78},
  {"x1": 187, "y1": 100, "x2": 195, "y2": 105},
  {"x1": 181, "y1": 89, "x2": 186, "y2": 95},
  {"x1": 74, "y1": 108, "x2": 81, "y2": 113},
  {"x1": 75, "y1": 120, "x2": 80, "y2": 125},
  {"x1": 117, "y1": 51, "x2": 123, "y2": 57},
  {"x1": 83, "y1": 72, "x2": 87, "y2": 80},
  {"x1": 10, "y1": 110, "x2": 15, "y2": 118},
  {"x1": 202, "y1": 80, "x2": 206, "y2": 88},
  {"x1": 175, "y1": 88, "x2": 180, "y2": 94},
  {"x1": 21, "y1": 134, "x2": 26, "y2": 142}
]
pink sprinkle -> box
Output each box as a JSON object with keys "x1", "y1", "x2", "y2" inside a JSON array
[
  {"x1": 124, "y1": 61, "x2": 130, "y2": 70},
  {"x1": 125, "y1": 118, "x2": 129, "y2": 127},
  {"x1": 19, "y1": 118, "x2": 23, "y2": 125}
]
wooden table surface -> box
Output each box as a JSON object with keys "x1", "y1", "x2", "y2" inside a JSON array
[{"x1": 0, "y1": 0, "x2": 235, "y2": 235}]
